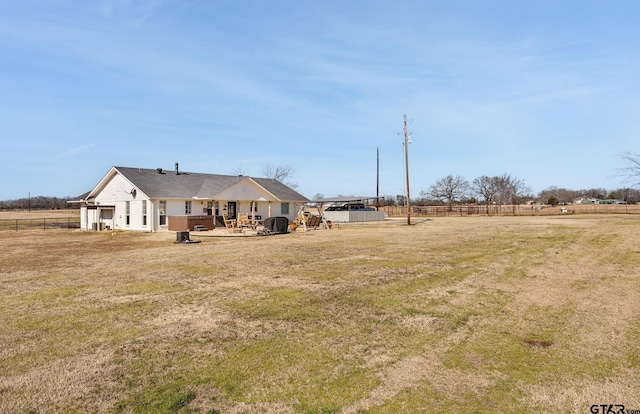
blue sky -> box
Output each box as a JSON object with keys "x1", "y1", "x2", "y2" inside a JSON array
[{"x1": 1, "y1": 1, "x2": 639, "y2": 200}]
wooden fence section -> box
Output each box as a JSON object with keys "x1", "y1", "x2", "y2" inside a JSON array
[
  {"x1": 0, "y1": 217, "x2": 81, "y2": 231},
  {"x1": 383, "y1": 204, "x2": 640, "y2": 217}
]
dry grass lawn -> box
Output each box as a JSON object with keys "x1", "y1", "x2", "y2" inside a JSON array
[{"x1": 1, "y1": 215, "x2": 639, "y2": 413}]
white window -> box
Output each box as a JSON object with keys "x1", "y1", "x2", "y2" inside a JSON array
[
  {"x1": 125, "y1": 201, "x2": 130, "y2": 225},
  {"x1": 159, "y1": 200, "x2": 167, "y2": 225},
  {"x1": 142, "y1": 201, "x2": 147, "y2": 226},
  {"x1": 185, "y1": 201, "x2": 192, "y2": 214},
  {"x1": 280, "y1": 202, "x2": 289, "y2": 215}
]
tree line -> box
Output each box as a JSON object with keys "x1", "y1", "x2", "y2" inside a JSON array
[
  {"x1": 376, "y1": 173, "x2": 640, "y2": 208},
  {"x1": 379, "y1": 152, "x2": 640, "y2": 207},
  {"x1": 0, "y1": 196, "x2": 79, "y2": 210}
]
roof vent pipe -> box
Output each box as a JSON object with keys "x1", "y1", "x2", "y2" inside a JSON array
[{"x1": 175, "y1": 162, "x2": 179, "y2": 175}]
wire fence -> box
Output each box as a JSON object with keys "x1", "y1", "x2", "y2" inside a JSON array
[
  {"x1": 2, "y1": 205, "x2": 638, "y2": 231},
  {"x1": 383, "y1": 204, "x2": 640, "y2": 217},
  {"x1": 0, "y1": 217, "x2": 82, "y2": 232}
]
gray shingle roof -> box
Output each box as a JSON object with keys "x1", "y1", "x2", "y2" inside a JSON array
[
  {"x1": 115, "y1": 167, "x2": 308, "y2": 202},
  {"x1": 252, "y1": 177, "x2": 309, "y2": 202}
]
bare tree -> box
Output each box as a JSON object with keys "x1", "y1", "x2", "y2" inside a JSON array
[
  {"x1": 493, "y1": 174, "x2": 511, "y2": 205},
  {"x1": 579, "y1": 188, "x2": 607, "y2": 200},
  {"x1": 471, "y1": 174, "x2": 530, "y2": 213},
  {"x1": 473, "y1": 175, "x2": 500, "y2": 214},
  {"x1": 619, "y1": 188, "x2": 640, "y2": 204},
  {"x1": 423, "y1": 175, "x2": 470, "y2": 210},
  {"x1": 262, "y1": 163, "x2": 292, "y2": 181},
  {"x1": 619, "y1": 152, "x2": 640, "y2": 188},
  {"x1": 230, "y1": 166, "x2": 245, "y2": 176},
  {"x1": 537, "y1": 186, "x2": 578, "y2": 205},
  {"x1": 493, "y1": 173, "x2": 531, "y2": 213},
  {"x1": 262, "y1": 163, "x2": 298, "y2": 189}
]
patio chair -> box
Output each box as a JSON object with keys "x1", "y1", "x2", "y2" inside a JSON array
[
  {"x1": 222, "y1": 214, "x2": 237, "y2": 229},
  {"x1": 238, "y1": 213, "x2": 250, "y2": 226}
]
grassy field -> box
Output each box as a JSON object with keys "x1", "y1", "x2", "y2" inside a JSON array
[
  {"x1": 0, "y1": 210, "x2": 80, "y2": 231},
  {"x1": 1, "y1": 215, "x2": 639, "y2": 413},
  {"x1": 0, "y1": 209, "x2": 79, "y2": 219}
]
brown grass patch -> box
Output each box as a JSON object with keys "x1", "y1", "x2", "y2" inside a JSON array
[{"x1": 522, "y1": 338, "x2": 554, "y2": 348}]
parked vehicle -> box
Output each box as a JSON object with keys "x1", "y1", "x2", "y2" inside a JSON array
[{"x1": 324, "y1": 203, "x2": 374, "y2": 211}]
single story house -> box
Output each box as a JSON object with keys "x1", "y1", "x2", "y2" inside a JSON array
[{"x1": 73, "y1": 164, "x2": 309, "y2": 232}]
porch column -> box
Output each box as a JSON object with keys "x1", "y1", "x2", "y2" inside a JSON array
[{"x1": 150, "y1": 200, "x2": 155, "y2": 232}]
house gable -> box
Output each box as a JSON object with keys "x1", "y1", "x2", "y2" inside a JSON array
[{"x1": 215, "y1": 177, "x2": 280, "y2": 202}]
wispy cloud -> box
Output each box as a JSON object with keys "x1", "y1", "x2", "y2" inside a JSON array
[
  {"x1": 99, "y1": 0, "x2": 128, "y2": 17},
  {"x1": 99, "y1": 0, "x2": 166, "y2": 21},
  {"x1": 56, "y1": 144, "x2": 96, "y2": 159}
]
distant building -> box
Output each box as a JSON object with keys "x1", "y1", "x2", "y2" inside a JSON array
[
  {"x1": 597, "y1": 199, "x2": 625, "y2": 204},
  {"x1": 575, "y1": 198, "x2": 597, "y2": 204},
  {"x1": 573, "y1": 198, "x2": 626, "y2": 205}
]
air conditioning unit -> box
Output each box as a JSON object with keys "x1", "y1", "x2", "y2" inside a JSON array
[{"x1": 176, "y1": 231, "x2": 190, "y2": 243}]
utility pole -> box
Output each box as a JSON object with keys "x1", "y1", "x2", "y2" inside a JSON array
[
  {"x1": 403, "y1": 114, "x2": 412, "y2": 225},
  {"x1": 376, "y1": 147, "x2": 380, "y2": 211}
]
